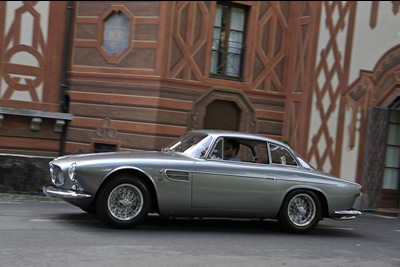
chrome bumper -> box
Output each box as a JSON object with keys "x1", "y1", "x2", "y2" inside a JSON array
[
  {"x1": 43, "y1": 185, "x2": 92, "y2": 199},
  {"x1": 333, "y1": 210, "x2": 362, "y2": 220}
]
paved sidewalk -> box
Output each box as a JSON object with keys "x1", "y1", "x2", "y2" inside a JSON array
[{"x1": 0, "y1": 193, "x2": 63, "y2": 203}]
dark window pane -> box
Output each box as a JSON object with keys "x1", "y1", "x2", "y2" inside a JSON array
[{"x1": 210, "y1": 3, "x2": 247, "y2": 79}]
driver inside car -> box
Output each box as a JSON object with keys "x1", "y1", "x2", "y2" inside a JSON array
[{"x1": 224, "y1": 139, "x2": 241, "y2": 161}]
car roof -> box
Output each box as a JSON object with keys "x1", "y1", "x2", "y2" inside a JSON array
[{"x1": 188, "y1": 129, "x2": 292, "y2": 150}]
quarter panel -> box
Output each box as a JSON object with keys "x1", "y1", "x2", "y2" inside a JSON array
[{"x1": 267, "y1": 165, "x2": 361, "y2": 217}]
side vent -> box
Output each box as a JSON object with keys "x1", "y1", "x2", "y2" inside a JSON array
[{"x1": 165, "y1": 170, "x2": 190, "y2": 182}]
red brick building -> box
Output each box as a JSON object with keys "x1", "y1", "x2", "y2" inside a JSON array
[{"x1": 1, "y1": 1, "x2": 399, "y2": 210}]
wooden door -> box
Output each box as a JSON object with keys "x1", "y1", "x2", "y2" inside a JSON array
[
  {"x1": 203, "y1": 100, "x2": 241, "y2": 131},
  {"x1": 381, "y1": 109, "x2": 400, "y2": 209}
]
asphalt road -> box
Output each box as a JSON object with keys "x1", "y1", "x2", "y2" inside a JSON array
[{"x1": 0, "y1": 194, "x2": 399, "y2": 267}]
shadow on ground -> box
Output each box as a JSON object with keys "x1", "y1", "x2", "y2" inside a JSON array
[{"x1": 49, "y1": 211, "x2": 362, "y2": 238}]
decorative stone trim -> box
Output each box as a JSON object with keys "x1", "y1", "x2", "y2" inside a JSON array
[
  {"x1": 0, "y1": 107, "x2": 73, "y2": 133},
  {"x1": 188, "y1": 88, "x2": 256, "y2": 133},
  {"x1": 30, "y1": 118, "x2": 42, "y2": 131},
  {"x1": 54, "y1": 120, "x2": 66, "y2": 133}
]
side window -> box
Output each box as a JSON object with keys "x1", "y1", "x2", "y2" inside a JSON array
[
  {"x1": 254, "y1": 143, "x2": 269, "y2": 164},
  {"x1": 221, "y1": 138, "x2": 242, "y2": 161},
  {"x1": 270, "y1": 144, "x2": 297, "y2": 166},
  {"x1": 209, "y1": 138, "x2": 253, "y2": 162},
  {"x1": 237, "y1": 144, "x2": 254, "y2": 162},
  {"x1": 209, "y1": 139, "x2": 223, "y2": 159}
]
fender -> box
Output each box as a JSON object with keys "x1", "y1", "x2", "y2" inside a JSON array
[{"x1": 103, "y1": 166, "x2": 157, "y2": 192}]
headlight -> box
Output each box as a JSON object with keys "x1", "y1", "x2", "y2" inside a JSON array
[
  {"x1": 68, "y1": 162, "x2": 77, "y2": 181},
  {"x1": 50, "y1": 164, "x2": 64, "y2": 186}
]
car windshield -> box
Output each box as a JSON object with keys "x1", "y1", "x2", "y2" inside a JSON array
[{"x1": 164, "y1": 133, "x2": 213, "y2": 158}]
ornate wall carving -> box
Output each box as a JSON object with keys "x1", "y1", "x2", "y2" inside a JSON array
[
  {"x1": 251, "y1": 1, "x2": 289, "y2": 92},
  {"x1": 0, "y1": 1, "x2": 68, "y2": 156},
  {"x1": 370, "y1": 1, "x2": 400, "y2": 29},
  {"x1": 167, "y1": 1, "x2": 210, "y2": 81},
  {"x1": 282, "y1": 1, "x2": 321, "y2": 155},
  {"x1": 345, "y1": 45, "x2": 400, "y2": 151},
  {"x1": 306, "y1": 1, "x2": 357, "y2": 176},
  {"x1": 1, "y1": 2, "x2": 48, "y2": 104}
]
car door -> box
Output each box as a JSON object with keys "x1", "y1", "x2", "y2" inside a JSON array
[{"x1": 191, "y1": 138, "x2": 278, "y2": 216}]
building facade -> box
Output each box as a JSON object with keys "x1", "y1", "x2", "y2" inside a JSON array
[{"x1": 0, "y1": 1, "x2": 399, "y2": 210}]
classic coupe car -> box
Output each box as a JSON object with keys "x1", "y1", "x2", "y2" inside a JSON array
[{"x1": 43, "y1": 130, "x2": 361, "y2": 233}]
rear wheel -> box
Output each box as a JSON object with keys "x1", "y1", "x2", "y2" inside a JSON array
[
  {"x1": 96, "y1": 175, "x2": 151, "y2": 228},
  {"x1": 278, "y1": 190, "x2": 321, "y2": 233}
]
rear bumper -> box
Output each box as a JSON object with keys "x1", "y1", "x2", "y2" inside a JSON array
[
  {"x1": 43, "y1": 185, "x2": 92, "y2": 199},
  {"x1": 333, "y1": 210, "x2": 362, "y2": 220}
]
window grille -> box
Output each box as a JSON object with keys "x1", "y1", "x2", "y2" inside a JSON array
[{"x1": 210, "y1": 3, "x2": 248, "y2": 80}]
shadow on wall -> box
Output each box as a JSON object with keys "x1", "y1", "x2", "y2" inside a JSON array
[{"x1": 0, "y1": 155, "x2": 52, "y2": 195}]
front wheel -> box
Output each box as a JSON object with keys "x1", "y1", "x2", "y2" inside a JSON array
[
  {"x1": 96, "y1": 176, "x2": 151, "y2": 228},
  {"x1": 278, "y1": 190, "x2": 321, "y2": 233}
]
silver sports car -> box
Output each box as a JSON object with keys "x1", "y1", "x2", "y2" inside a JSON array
[{"x1": 43, "y1": 130, "x2": 361, "y2": 233}]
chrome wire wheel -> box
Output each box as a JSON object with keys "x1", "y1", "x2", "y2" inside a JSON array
[
  {"x1": 287, "y1": 193, "x2": 316, "y2": 227},
  {"x1": 107, "y1": 184, "x2": 143, "y2": 221}
]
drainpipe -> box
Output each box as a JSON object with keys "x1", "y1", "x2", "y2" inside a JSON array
[{"x1": 59, "y1": 1, "x2": 74, "y2": 156}]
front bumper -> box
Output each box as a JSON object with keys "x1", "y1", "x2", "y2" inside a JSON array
[
  {"x1": 43, "y1": 185, "x2": 92, "y2": 199},
  {"x1": 333, "y1": 210, "x2": 362, "y2": 220}
]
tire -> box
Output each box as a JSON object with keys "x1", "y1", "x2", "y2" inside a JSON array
[
  {"x1": 96, "y1": 175, "x2": 151, "y2": 229},
  {"x1": 278, "y1": 190, "x2": 321, "y2": 233}
]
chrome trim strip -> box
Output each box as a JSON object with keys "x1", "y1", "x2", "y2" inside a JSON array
[
  {"x1": 165, "y1": 178, "x2": 190, "y2": 183},
  {"x1": 334, "y1": 210, "x2": 362, "y2": 215},
  {"x1": 166, "y1": 170, "x2": 331, "y2": 185},
  {"x1": 192, "y1": 170, "x2": 273, "y2": 180},
  {"x1": 43, "y1": 186, "x2": 92, "y2": 199},
  {"x1": 270, "y1": 163, "x2": 300, "y2": 169},
  {"x1": 164, "y1": 169, "x2": 191, "y2": 183},
  {"x1": 333, "y1": 210, "x2": 362, "y2": 220},
  {"x1": 274, "y1": 177, "x2": 333, "y2": 186},
  {"x1": 193, "y1": 171, "x2": 331, "y2": 185}
]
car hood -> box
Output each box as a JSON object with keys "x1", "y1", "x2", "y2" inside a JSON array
[{"x1": 51, "y1": 151, "x2": 196, "y2": 166}]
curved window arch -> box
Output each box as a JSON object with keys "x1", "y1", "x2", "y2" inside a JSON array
[{"x1": 188, "y1": 88, "x2": 256, "y2": 133}]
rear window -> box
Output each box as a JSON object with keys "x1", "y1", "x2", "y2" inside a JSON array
[{"x1": 270, "y1": 144, "x2": 298, "y2": 166}]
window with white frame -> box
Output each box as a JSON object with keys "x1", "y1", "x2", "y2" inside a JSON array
[{"x1": 211, "y1": 2, "x2": 247, "y2": 80}]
